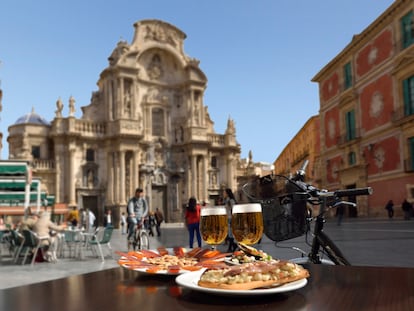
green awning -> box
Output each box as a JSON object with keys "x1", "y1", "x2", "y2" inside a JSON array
[
  {"x1": 46, "y1": 195, "x2": 55, "y2": 205},
  {"x1": 0, "y1": 162, "x2": 29, "y2": 175},
  {"x1": 0, "y1": 180, "x2": 39, "y2": 191},
  {"x1": 0, "y1": 191, "x2": 46, "y2": 205}
]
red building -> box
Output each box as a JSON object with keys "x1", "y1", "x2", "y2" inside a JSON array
[{"x1": 312, "y1": 0, "x2": 414, "y2": 217}]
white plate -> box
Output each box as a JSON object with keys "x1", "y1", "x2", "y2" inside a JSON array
[{"x1": 175, "y1": 269, "x2": 308, "y2": 296}]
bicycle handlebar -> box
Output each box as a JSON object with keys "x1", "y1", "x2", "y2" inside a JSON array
[
  {"x1": 242, "y1": 161, "x2": 373, "y2": 204},
  {"x1": 333, "y1": 187, "x2": 373, "y2": 198}
]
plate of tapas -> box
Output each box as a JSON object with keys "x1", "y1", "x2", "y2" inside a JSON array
[
  {"x1": 116, "y1": 247, "x2": 229, "y2": 275},
  {"x1": 175, "y1": 260, "x2": 309, "y2": 296}
]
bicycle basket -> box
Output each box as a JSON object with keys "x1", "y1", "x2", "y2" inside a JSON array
[{"x1": 242, "y1": 175, "x2": 308, "y2": 242}]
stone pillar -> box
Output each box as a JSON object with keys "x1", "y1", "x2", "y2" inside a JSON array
[
  {"x1": 55, "y1": 154, "x2": 61, "y2": 203},
  {"x1": 191, "y1": 155, "x2": 197, "y2": 197},
  {"x1": 227, "y1": 155, "x2": 234, "y2": 190},
  {"x1": 120, "y1": 150, "x2": 126, "y2": 205},
  {"x1": 107, "y1": 152, "x2": 114, "y2": 203},
  {"x1": 119, "y1": 78, "x2": 124, "y2": 118},
  {"x1": 113, "y1": 152, "x2": 119, "y2": 203},
  {"x1": 68, "y1": 147, "x2": 76, "y2": 206},
  {"x1": 203, "y1": 155, "x2": 208, "y2": 201},
  {"x1": 133, "y1": 151, "x2": 140, "y2": 192}
]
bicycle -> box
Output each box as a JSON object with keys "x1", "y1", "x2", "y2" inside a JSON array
[
  {"x1": 242, "y1": 160, "x2": 373, "y2": 265},
  {"x1": 128, "y1": 220, "x2": 150, "y2": 251}
]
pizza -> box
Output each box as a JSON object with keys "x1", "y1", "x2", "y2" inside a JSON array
[{"x1": 198, "y1": 260, "x2": 309, "y2": 290}]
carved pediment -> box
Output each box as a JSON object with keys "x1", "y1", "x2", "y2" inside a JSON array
[
  {"x1": 339, "y1": 88, "x2": 357, "y2": 107},
  {"x1": 392, "y1": 47, "x2": 414, "y2": 74}
]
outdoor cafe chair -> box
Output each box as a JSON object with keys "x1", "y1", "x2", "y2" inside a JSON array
[
  {"x1": 62, "y1": 229, "x2": 83, "y2": 259},
  {"x1": 88, "y1": 226, "x2": 114, "y2": 261},
  {"x1": 20, "y1": 230, "x2": 50, "y2": 266}
]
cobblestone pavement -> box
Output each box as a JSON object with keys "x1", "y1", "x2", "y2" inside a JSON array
[{"x1": 0, "y1": 217, "x2": 413, "y2": 289}]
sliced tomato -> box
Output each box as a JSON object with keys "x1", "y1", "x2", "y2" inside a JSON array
[
  {"x1": 185, "y1": 247, "x2": 202, "y2": 258},
  {"x1": 157, "y1": 247, "x2": 169, "y2": 256},
  {"x1": 167, "y1": 265, "x2": 181, "y2": 274},
  {"x1": 181, "y1": 265, "x2": 202, "y2": 271},
  {"x1": 146, "y1": 266, "x2": 163, "y2": 273},
  {"x1": 173, "y1": 247, "x2": 186, "y2": 257},
  {"x1": 201, "y1": 250, "x2": 221, "y2": 258},
  {"x1": 140, "y1": 249, "x2": 161, "y2": 258}
]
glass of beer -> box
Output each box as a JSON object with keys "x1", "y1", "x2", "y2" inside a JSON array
[
  {"x1": 200, "y1": 205, "x2": 228, "y2": 249},
  {"x1": 231, "y1": 203, "x2": 263, "y2": 245}
]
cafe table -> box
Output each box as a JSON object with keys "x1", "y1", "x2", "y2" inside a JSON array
[{"x1": 1, "y1": 264, "x2": 413, "y2": 311}]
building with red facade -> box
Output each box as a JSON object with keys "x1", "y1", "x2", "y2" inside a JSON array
[{"x1": 312, "y1": 0, "x2": 414, "y2": 217}]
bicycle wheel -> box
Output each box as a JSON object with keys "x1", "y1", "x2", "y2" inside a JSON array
[{"x1": 139, "y1": 231, "x2": 150, "y2": 250}]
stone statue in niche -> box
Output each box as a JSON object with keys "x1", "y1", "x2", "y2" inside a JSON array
[
  {"x1": 124, "y1": 88, "x2": 132, "y2": 117},
  {"x1": 147, "y1": 144, "x2": 155, "y2": 165},
  {"x1": 194, "y1": 103, "x2": 200, "y2": 125},
  {"x1": 87, "y1": 169, "x2": 94, "y2": 188},
  {"x1": 212, "y1": 173, "x2": 217, "y2": 186}
]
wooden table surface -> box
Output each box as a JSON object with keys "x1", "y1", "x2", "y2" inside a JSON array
[{"x1": 1, "y1": 264, "x2": 413, "y2": 311}]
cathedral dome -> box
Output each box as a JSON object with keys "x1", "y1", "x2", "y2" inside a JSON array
[{"x1": 14, "y1": 108, "x2": 50, "y2": 126}]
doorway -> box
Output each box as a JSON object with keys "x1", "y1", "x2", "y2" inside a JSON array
[
  {"x1": 82, "y1": 195, "x2": 99, "y2": 225},
  {"x1": 151, "y1": 186, "x2": 166, "y2": 220}
]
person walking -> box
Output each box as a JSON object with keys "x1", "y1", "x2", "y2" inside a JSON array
[
  {"x1": 87, "y1": 208, "x2": 96, "y2": 233},
  {"x1": 120, "y1": 212, "x2": 127, "y2": 235},
  {"x1": 126, "y1": 188, "x2": 149, "y2": 247},
  {"x1": 385, "y1": 200, "x2": 394, "y2": 219},
  {"x1": 147, "y1": 212, "x2": 156, "y2": 237},
  {"x1": 223, "y1": 188, "x2": 237, "y2": 252},
  {"x1": 336, "y1": 204, "x2": 345, "y2": 226},
  {"x1": 184, "y1": 197, "x2": 202, "y2": 248},
  {"x1": 67, "y1": 206, "x2": 79, "y2": 228},
  {"x1": 402, "y1": 199, "x2": 413, "y2": 220},
  {"x1": 154, "y1": 208, "x2": 164, "y2": 237},
  {"x1": 103, "y1": 209, "x2": 113, "y2": 228}
]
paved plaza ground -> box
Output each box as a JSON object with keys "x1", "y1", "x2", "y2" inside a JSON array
[{"x1": 0, "y1": 217, "x2": 413, "y2": 289}]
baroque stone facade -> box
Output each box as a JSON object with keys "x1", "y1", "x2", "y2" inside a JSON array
[{"x1": 7, "y1": 20, "x2": 241, "y2": 224}]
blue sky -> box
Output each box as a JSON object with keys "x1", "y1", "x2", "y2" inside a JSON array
[{"x1": 0, "y1": 0, "x2": 394, "y2": 163}]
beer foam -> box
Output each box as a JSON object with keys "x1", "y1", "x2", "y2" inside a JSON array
[
  {"x1": 232, "y1": 203, "x2": 262, "y2": 214},
  {"x1": 200, "y1": 206, "x2": 227, "y2": 216}
]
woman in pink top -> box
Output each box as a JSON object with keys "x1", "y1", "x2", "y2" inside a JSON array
[{"x1": 184, "y1": 197, "x2": 202, "y2": 248}]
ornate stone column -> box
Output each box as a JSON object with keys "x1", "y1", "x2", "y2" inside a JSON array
[
  {"x1": 55, "y1": 154, "x2": 61, "y2": 203},
  {"x1": 107, "y1": 151, "x2": 114, "y2": 203},
  {"x1": 68, "y1": 146, "x2": 76, "y2": 206},
  {"x1": 202, "y1": 155, "x2": 208, "y2": 201},
  {"x1": 114, "y1": 152, "x2": 119, "y2": 203},
  {"x1": 191, "y1": 155, "x2": 197, "y2": 197},
  {"x1": 133, "y1": 151, "x2": 140, "y2": 192},
  {"x1": 120, "y1": 150, "x2": 126, "y2": 205}
]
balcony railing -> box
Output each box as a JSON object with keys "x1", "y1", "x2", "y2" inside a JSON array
[
  {"x1": 74, "y1": 120, "x2": 106, "y2": 135},
  {"x1": 32, "y1": 159, "x2": 55, "y2": 171},
  {"x1": 208, "y1": 134, "x2": 225, "y2": 147}
]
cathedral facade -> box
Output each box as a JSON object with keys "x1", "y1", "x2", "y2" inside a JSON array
[{"x1": 7, "y1": 20, "x2": 241, "y2": 224}]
